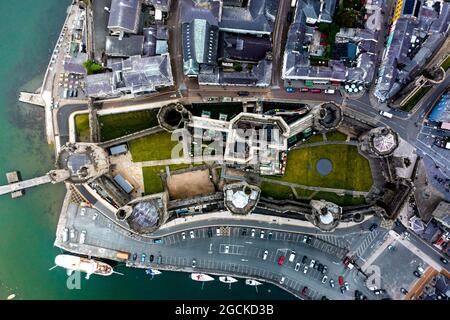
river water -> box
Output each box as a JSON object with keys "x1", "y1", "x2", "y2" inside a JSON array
[{"x1": 0, "y1": 0, "x2": 293, "y2": 300}]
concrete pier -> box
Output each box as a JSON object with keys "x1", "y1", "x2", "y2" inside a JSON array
[
  {"x1": 0, "y1": 174, "x2": 52, "y2": 197},
  {"x1": 19, "y1": 92, "x2": 46, "y2": 107},
  {"x1": 6, "y1": 171, "x2": 24, "y2": 198}
]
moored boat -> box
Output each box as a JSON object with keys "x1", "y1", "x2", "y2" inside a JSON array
[
  {"x1": 219, "y1": 276, "x2": 238, "y2": 284},
  {"x1": 55, "y1": 254, "x2": 113, "y2": 279},
  {"x1": 191, "y1": 273, "x2": 215, "y2": 282},
  {"x1": 245, "y1": 279, "x2": 262, "y2": 286}
]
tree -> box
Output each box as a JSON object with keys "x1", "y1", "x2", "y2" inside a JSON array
[{"x1": 83, "y1": 60, "x2": 104, "y2": 75}]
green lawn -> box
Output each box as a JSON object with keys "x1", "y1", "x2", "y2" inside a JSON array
[
  {"x1": 99, "y1": 110, "x2": 159, "y2": 141},
  {"x1": 440, "y1": 55, "x2": 450, "y2": 71},
  {"x1": 75, "y1": 114, "x2": 90, "y2": 142},
  {"x1": 313, "y1": 192, "x2": 366, "y2": 206},
  {"x1": 142, "y1": 164, "x2": 191, "y2": 195},
  {"x1": 261, "y1": 182, "x2": 295, "y2": 200},
  {"x1": 130, "y1": 131, "x2": 182, "y2": 162},
  {"x1": 267, "y1": 144, "x2": 373, "y2": 191},
  {"x1": 400, "y1": 87, "x2": 431, "y2": 112},
  {"x1": 326, "y1": 131, "x2": 347, "y2": 141},
  {"x1": 304, "y1": 134, "x2": 324, "y2": 144}
]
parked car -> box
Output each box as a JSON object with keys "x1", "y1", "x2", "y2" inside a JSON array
[
  {"x1": 301, "y1": 286, "x2": 309, "y2": 295},
  {"x1": 340, "y1": 286, "x2": 346, "y2": 294},
  {"x1": 302, "y1": 255, "x2": 308, "y2": 264},
  {"x1": 413, "y1": 270, "x2": 422, "y2": 278},
  {"x1": 207, "y1": 228, "x2": 213, "y2": 238},
  {"x1": 63, "y1": 228, "x2": 69, "y2": 242},
  {"x1": 286, "y1": 87, "x2": 296, "y2": 93},
  {"x1": 417, "y1": 266, "x2": 425, "y2": 274},
  {"x1": 224, "y1": 245, "x2": 230, "y2": 254},
  {"x1": 329, "y1": 279, "x2": 335, "y2": 288},
  {"x1": 317, "y1": 264, "x2": 323, "y2": 272},
  {"x1": 92, "y1": 212, "x2": 98, "y2": 221},
  {"x1": 369, "y1": 223, "x2": 378, "y2": 232},
  {"x1": 302, "y1": 235, "x2": 308, "y2": 243},
  {"x1": 301, "y1": 88, "x2": 309, "y2": 92},
  {"x1": 289, "y1": 251, "x2": 296, "y2": 262},
  {"x1": 268, "y1": 232, "x2": 273, "y2": 239},
  {"x1": 79, "y1": 230, "x2": 86, "y2": 244},
  {"x1": 69, "y1": 228, "x2": 76, "y2": 239},
  {"x1": 338, "y1": 276, "x2": 344, "y2": 287},
  {"x1": 374, "y1": 289, "x2": 386, "y2": 295},
  {"x1": 181, "y1": 232, "x2": 186, "y2": 240},
  {"x1": 303, "y1": 265, "x2": 309, "y2": 274},
  {"x1": 149, "y1": 255, "x2": 154, "y2": 262},
  {"x1": 344, "y1": 282, "x2": 350, "y2": 291},
  {"x1": 132, "y1": 253, "x2": 138, "y2": 261},
  {"x1": 321, "y1": 275, "x2": 328, "y2": 284},
  {"x1": 157, "y1": 255, "x2": 162, "y2": 264},
  {"x1": 190, "y1": 231, "x2": 195, "y2": 239},
  {"x1": 280, "y1": 276, "x2": 285, "y2": 284},
  {"x1": 192, "y1": 259, "x2": 196, "y2": 268},
  {"x1": 295, "y1": 263, "x2": 301, "y2": 271},
  {"x1": 80, "y1": 207, "x2": 86, "y2": 216},
  {"x1": 388, "y1": 244, "x2": 395, "y2": 251},
  {"x1": 260, "y1": 230, "x2": 265, "y2": 239},
  {"x1": 278, "y1": 255, "x2": 285, "y2": 265},
  {"x1": 441, "y1": 257, "x2": 448, "y2": 264},
  {"x1": 238, "y1": 91, "x2": 249, "y2": 96},
  {"x1": 322, "y1": 265, "x2": 328, "y2": 274},
  {"x1": 153, "y1": 239, "x2": 162, "y2": 244},
  {"x1": 306, "y1": 236, "x2": 312, "y2": 244},
  {"x1": 241, "y1": 228, "x2": 247, "y2": 236},
  {"x1": 141, "y1": 253, "x2": 146, "y2": 263},
  {"x1": 216, "y1": 228, "x2": 221, "y2": 236},
  {"x1": 251, "y1": 229, "x2": 256, "y2": 237},
  {"x1": 311, "y1": 89, "x2": 321, "y2": 93},
  {"x1": 355, "y1": 290, "x2": 362, "y2": 300},
  {"x1": 309, "y1": 259, "x2": 316, "y2": 268},
  {"x1": 263, "y1": 250, "x2": 268, "y2": 260},
  {"x1": 400, "y1": 288, "x2": 408, "y2": 295}
]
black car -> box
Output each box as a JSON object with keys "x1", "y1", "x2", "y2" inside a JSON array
[
  {"x1": 317, "y1": 264, "x2": 323, "y2": 272},
  {"x1": 340, "y1": 286, "x2": 346, "y2": 294},
  {"x1": 306, "y1": 236, "x2": 312, "y2": 244},
  {"x1": 441, "y1": 257, "x2": 448, "y2": 264},
  {"x1": 322, "y1": 265, "x2": 328, "y2": 274},
  {"x1": 242, "y1": 228, "x2": 247, "y2": 236},
  {"x1": 238, "y1": 91, "x2": 250, "y2": 96},
  {"x1": 314, "y1": 262, "x2": 320, "y2": 270},
  {"x1": 355, "y1": 290, "x2": 362, "y2": 300},
  {"x1": 369, "y1": 223, "x2": 378, "y2": 232},
  {"x1": 302, "y1": 255, "x2": 308, "y2": 264},
  {"x1": 373, "y1": 289, "x2": 386, "y2": 295},
  {"x1": 132, "y1": 253, "x2": 138, "y2": 261},
  {"x1": 207, "y1": 228, "x2": 213, "y2": 238},
  {"x1": 287, "y1": 11, "x2": 294, "y2": 23},
  {"x1": 149, "y1": 254, "x2": 154, "y2": 262},
  {"x1": 321, "y1": 295, "x2": 328, "y2": 300},
  {"x1": 268, "y1": 232, "x2": 273, "y2": 239},
  {"x1": 400, "y1": 288, "x2": 408, "y2": 295},
  {"x1": 413, "y1": 270, "x2": 421, "y2": 278}
]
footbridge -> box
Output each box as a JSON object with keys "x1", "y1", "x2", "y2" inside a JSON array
[{"x1": 0, "y1": 175, "x2": 53, "y2": 196}]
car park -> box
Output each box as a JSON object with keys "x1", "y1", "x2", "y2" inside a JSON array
[
  {"x1": 309, "y1": 259, "x2": 315, "y2": 268},
  {"x1": 295, "y1": 263, "x2": 301, "y2": 271},
  {"x1": 263, "y1": 250, "x2": 268, "y2": 260},
  {"x1": 190, "y1": 231, "x2": 195, "y2": 239},
  {"x1": 329, "y1": 279, "x2": 335, "y2": 288},
  {"x1": 278, "y1": 255, "x2": 285, "y2": 265},
  {"x1": 181, "y1": 232, "x2": 186, "y2": 240},
  {"x1": 141, "y1": 254, "x2": 146, "y2": 263},
  {"x1": 321, "y1": 275, "x2": 328, "y2": 284}
]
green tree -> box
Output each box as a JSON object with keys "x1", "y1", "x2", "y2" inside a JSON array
[{"x1": 83, "y1": 60, "x2": 104, "y2": 75}]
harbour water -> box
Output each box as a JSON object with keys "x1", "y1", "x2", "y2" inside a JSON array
[{"x1": 0, "y1": 0, "x2": 293, "y2": 300}]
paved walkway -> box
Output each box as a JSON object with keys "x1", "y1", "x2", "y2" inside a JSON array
[
  {"x1": 293, "y1": 140, "x2": 358, "y2": 149},
  {"x1": 261, "y1": 178, "x2": 369, "y2": 197}
]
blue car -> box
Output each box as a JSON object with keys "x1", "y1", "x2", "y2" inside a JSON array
[
  {"x1": 141, "y1": 253, "x2": 146, "y2": 263},
  {"x1": 132, "y1": 253, "x2": 138, "y2": 261},
  {"x1": 286, "y1": 87, "x2": 296, "y2": 93}
]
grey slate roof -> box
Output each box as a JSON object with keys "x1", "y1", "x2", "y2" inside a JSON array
[
  {"x1": 64, "y1": 52, "x2": 88, "y2": 75},
  {"x1": 108, "y1": 0, "x2": 141, "y2": 34},
  {"x1": 220, "y1": 0, "x2": 279, "y2": 35},
  {"x1": 220, "y1": 32, "x2": 272, "y2": 62},
  {"x1": 105, "y1": 35, "x2": 144, "y2": 57}
]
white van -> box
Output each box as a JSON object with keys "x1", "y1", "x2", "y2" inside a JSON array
[
  {"x1": 379, "y1": 110, "x2": 393, "y2": 118},
  {"x1": 289, "y1": 251, "x2": 296, "y2": 262}
]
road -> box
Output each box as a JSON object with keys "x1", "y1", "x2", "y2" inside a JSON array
[{"x1": 271, "y1": 0, "x2": 292, "y2": 88}]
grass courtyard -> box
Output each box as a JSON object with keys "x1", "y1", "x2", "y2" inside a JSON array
[
  {"x1": 75, "y1": 114, "x2": 90, "y2": 142},
  {"x1": 130, "y1": 131, "x2": 183, "y2": 162},
  {"x1": 267, "y1": 144, "x2": 373, "y2": 192},
  {"x1": 142, "y1": 164, "x2": 190, "y2": 195},
  {"x1": 99, "y1": 110, "x2": 159, "y2": 141}
]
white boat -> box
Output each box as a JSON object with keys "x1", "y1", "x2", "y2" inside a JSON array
[
  {"x1": 7, "y1": 294, "x2": 16, "y2": 300},
  {"x1": 191, "y1": 273, "x2": 215, "y2": 282},
  {"x1": 145, "y1": 268, "x2": 162, "y2": 276},
  {"x1": 245, "y1": 279, "x2": 262, "y2": 286},
  {"x1": 219, "y1": 276, "x2": 238, "y2": 284},
  {"x1": 54, "y1": 254, "x2": 113, "y2": 279}
]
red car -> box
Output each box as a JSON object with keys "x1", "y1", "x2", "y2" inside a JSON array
[
  {"x1": 278, "y1": 255, "x2": 285, "y2": 265},
  {"x1": 338, "y1": 276, "x2": 344, "y2": 287},
  {"x1": 301, "y1": 88, "x2": 309, "y2": 92},
  {"x1": 301, "y1": 286, "x2": 309, "y2": 295},
  {"x1": 311, "y1": 89, "x2": 321, "y2": 93}
]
